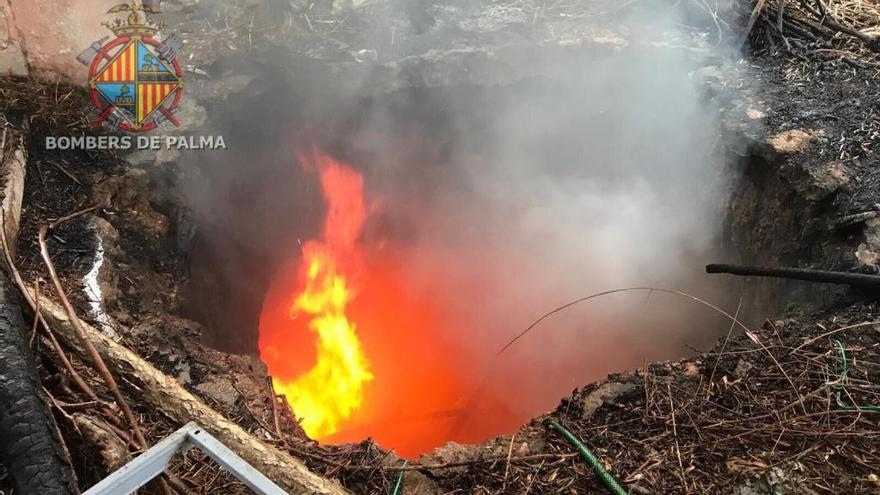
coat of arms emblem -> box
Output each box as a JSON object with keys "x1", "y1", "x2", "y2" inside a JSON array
[{"x1": 78, "y1": 1, "x2": 184, "y2": 132}]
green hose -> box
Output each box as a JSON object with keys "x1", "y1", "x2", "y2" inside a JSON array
[
  {"x1": 391, "y1": 460, "x2": 408, "y2": 495},
  {"x1": 833, "y1": 339, "x2": 880, "y2": 412},
  {"x1": 548, "y1": 419, "x2": 628, "y2": 495}
]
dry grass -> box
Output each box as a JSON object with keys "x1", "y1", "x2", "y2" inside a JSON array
[{"x1": 755, "y1": 0, "x2": 880, "y2": 65}]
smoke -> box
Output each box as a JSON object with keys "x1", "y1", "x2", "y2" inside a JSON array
[
  {"x1": 181, "y1": 0, "x2": 744, "y2": 451},
  {"x1": 340, "y1": 2, "x2": 738, "y2": 438}
]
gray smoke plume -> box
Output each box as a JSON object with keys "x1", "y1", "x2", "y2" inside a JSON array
[
  {"x1": 180, "y1": 0, "x2": 745, "y2": 448},
  {"x1": 339, "y1": 2, "x2": 740, "y2": 427}
]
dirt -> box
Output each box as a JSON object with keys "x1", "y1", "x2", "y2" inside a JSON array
[{"x1": 0, "y1": 1, "x2": 879, "y2": 494}]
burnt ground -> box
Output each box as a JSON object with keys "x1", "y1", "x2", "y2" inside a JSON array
[{"x1": 0, "y1": 0, "x2": 879, "y2": 494}]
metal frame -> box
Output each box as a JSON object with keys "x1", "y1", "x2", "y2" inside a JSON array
[{"x1": 82, "y1": 422, "x2": 288, "y2": 495}]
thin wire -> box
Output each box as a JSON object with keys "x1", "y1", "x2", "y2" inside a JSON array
[{"x1": 498, "y1": 287, "x2": 751, "y2": 355}]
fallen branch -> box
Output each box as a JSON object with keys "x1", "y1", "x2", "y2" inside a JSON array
[{"x1": 32, "y1": 291, "x2": 349, "y2": 495}]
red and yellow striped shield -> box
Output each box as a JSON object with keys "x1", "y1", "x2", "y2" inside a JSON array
[
  {"x1": 137, "y1": 83, "x2": 177, "y2": 124},
  {"x1": 95, "y1": 41, "x2": 137, "y2": 82}
]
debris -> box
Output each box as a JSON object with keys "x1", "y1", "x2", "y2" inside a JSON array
[
  {"x1": 195, "y1": 378, "x2": 241, "y2": 409},
  {"x1": 33, "y1": 292, "x2": 350, "y2": 495},
  {"x1": 73, "y1": 414, "x2": 131, "y2": 472},
  {"x1": 582, "y1": 381, "x2": 637, "y2": 418}
]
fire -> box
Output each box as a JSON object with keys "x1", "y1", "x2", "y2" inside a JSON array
[
  {"x1": 259, "y1": 148, "x2": 522, "y2": 456},
  {"x1": 259, "y1": 152, "x2": 373, "y2": 439}
]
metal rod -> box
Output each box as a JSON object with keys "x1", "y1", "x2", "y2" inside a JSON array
[{"x1": 706, "y1": 264, "x2": 880, "y2": 290}]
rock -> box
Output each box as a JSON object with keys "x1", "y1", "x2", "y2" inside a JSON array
[
  {"x1": 781, "y1": 161, "x2": 850, "y2": 202},
  {"x1": 806, "y1": 162, "x2": 849, "y2": 201},
  {"x1": 3, "y1": 0, "x2": 120, "y2": 81},
  {"x1": 195, "y1": 378, "x2": 241, "y2": 408},
  {"x1": 732, "y1": 359, "x2": 754, "y2": 379},
  {"x1": 89, "y1": 216, "x2": 120, "y2": 253},
  {"x1": 0, "y1": 2, "x2": 28, "y2": 76},
  {"x1": 176, "y1": 361, "x2": 192, "y2": 385},
  {"x1": 430, "y1": 442, "x2": 472, "y2": 464},
  {"x1": 856, "y1": 217, "x2": 880, "y2": 272},
  {"x1": 92, "y1": 169, "x2": 171, "y2": 236},
  {"x1": 768, "y1": 129, "x2": 824, "y2": 154},
  {"x1": 396, "y1": 470, "x2": 440, "y2": 495},
  {"x1": 582, "y1": 381, "x2": 637, "y2": 417},
  {"x1": 0, "y1": 43, "x2": 27, "y2": 76}
]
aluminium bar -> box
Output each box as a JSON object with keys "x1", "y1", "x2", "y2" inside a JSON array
[{"x1": 82, "y1": 422, "x2": 289, "y2": 495}]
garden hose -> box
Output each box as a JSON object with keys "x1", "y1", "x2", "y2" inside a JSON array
[
  {"x1": 391, "y1": 460, "x2": 408, "y2": 495},
  {"x1": 833, "y1": 339, "x2": 880, "y2": 412},
  {"x1": 547, "y1": 419, "x2": 628, "y2": 495}
]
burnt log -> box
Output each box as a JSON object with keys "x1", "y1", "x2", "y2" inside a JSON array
[
  {"x1": 0, "y1": 128, "x2": 77, "y2": 494},
  {"x1": 0, "y1": 271, "x2": 78, "y2": 494}
]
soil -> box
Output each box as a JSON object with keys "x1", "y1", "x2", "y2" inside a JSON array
[{"x1": 0, "y1": 1, "x2": 879, "y2": 494}]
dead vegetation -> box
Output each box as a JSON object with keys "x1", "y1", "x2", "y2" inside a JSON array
[{"x1": 751, "y1": 0, "x2": 880, "y2": 65}]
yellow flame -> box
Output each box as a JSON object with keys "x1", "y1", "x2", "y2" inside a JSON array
[{"x1": 273, "y1": 246, "x2": 373, "y2": 438}]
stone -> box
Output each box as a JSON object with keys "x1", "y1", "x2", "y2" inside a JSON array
[
  {"x1": 582, "y1": 381, "x2": 637, "y2": 417},
  {"x1": 856, "y1": 217, "x2": 880, "y2": 272},
  {"x1": 0, "y1": 45, "x2": 28, "y2": 76},
  {"x1": 4, "y1": 0, "x2": 120, "y2": 81},
  {"x1": 92, "y1": 170, "x2": 171, "y2": 236},
  {"x1": 195, "y1": 378, "x2": 241, "y2": 408},
  {"x1": 781, "y1": 161, "x2": 850, "y2": 202},
  {"x1": 768, "y1": 129, "x2": 823, "y2": 154},
  {"x1": 806, "y1": 162, "x2": 849, "y2": 201},
  {"x1": 0, "y1": 0, "x2": 27, "y2": 75},
  {"x1": 732, "y1": 359, "x2": 754, "y2": 379}
]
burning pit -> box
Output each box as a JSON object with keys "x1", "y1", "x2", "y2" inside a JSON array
[{"x1": 180, "y1": 37, "x2": 740, "y2": 457}]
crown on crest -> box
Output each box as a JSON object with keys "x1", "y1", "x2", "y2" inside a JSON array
[{"x1": 103, "y1": 1, "x2": 164, "y2": 37}]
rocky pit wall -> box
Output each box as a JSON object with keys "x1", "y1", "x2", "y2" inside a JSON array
[{"x1": 0, "y1": 0, "x2": 125, "y2": 79}]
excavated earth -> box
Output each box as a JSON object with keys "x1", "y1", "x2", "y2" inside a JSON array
[{"x1": 1, "y1": 0, "x2": 879, "y2": 494}]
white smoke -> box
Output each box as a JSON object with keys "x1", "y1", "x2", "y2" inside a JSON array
[{"x1": 348, "y1": 1, "x2": 738, "y2": 425}]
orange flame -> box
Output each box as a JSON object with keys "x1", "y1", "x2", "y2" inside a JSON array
[
  {"x1": 260, "y1": 152, "x2": 372, "y2": 439},
  {"x1": 259, "y1": 149, "x2": 520, "y2": 456}
]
